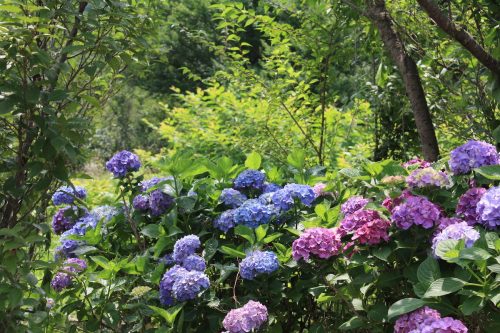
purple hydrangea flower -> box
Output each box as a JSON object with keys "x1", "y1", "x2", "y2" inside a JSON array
[
  {"x1": 54, "y1": 239, "x2": 82, "y2": 260},
  {"x1": 63, "y1": 258, "x2": 87, "y2": 273},
  {"x1": 219, "y1": 189, "x2": 247, "y2": 208},
  {"x1": 402, "y1": 158, "x2": 431, "y2": 169},
  {"x1": 214, "y1": 209, "x2": 237, "y2": 232},
  {"x1": 432, "y1": 222, "x2": 480, "y2": 258},
  {"x1": 312, "y1": 183, "x2": 327, "y2": 197},
  {"x1": 234, "y1": 199, "x2": 274, "y2": 228},
  {"x1": 239, "y1": 251, "x2": 279, "y2": 280},
  {"x1": 222, "y1": 301, "x2": 268, "y2": 333},
  {"x1": 391, "y1": 196, "x2": 441, "y2": 230},
  {"x1": 263, "y1": 183, "x2": 281, "y2": 193},
  {"x1": 436, "y1": 217, "x2": 463, "y2": 233},
  {"x1": 149, "y1": 190, "x2": 174, "y2": 216},
  {"x1": 394, "y1": 306, "x2": 467, "y2": 333},
  {"x1": 417, "y1": 316, "x2": 468, "y2": 333},
  {"x1": 292, "y1": 227, "x2": 343, "y2": 261},
  {"x1": 159, "y1": 265, "x2": 187, "y2": 306},
  {"x1": 283, "y1": 184, "x2": 316, "y2": 206},
  {"x1": 133, "y1": 194, "x2": 150, "y2": 211},
  {"x1": 50, "y1": 272, "x2": 72, "y2": 292},
  {"x1": 406, "y1": 167, "x2": 450, "y2": 189},
  {"x1": 181, "y1": 254, "x2": 206, "y2": 271},
  {"x1": 476, "y1": 186, "x2": 500, "y2": 229},
  {"x1": 382, "y1": 190, "x2": 413, "y2": 213},
  {"x1": 173, "y1": 235, "x2": 201, "y2": 263},
  {"x1": 140, "y1": 177, "x2": 170, "y2": 192},
  {"x1": 351, "y1": 215, "x2": 391, "y2": 245},
  {"x1": 456, "y1": 187, "x2": 486, "y2": 226},
  {"x1": 449, "y1": 140, "x2": 498, "y2": 174},
  {"x1": 105, "y1": 150, "x2": 141, "y2": 178},
  {"x1": 394, "y1": 306, "x2": 441, "y2": 333},
  {"x1": 341, "y1": 196, "x2": 369, "y2": 216},
  {"x1": 171, "y1": 270, "x2": 210, "y2": 301},
  {"x1": 340, "y1": 209, "x2": 380, "y2": 234},
  {"x1": 52, "y1": 186, "x2": 87, "y2": 206},
  {"x1": 66, "y1": 214, "x2": 98, "y2": 236},
  {"x1": 159, "y1": 253, "x2": 175, "y2": 266},
  {"x1": 233, "y1": 170, "x2": 266, "y2": 191},
  {"x1": 91, "y1": 205, "x2": 120, "y2": 223},
  {"x1": 52, "y1": 207, "x2": 76, "y2": 235}
]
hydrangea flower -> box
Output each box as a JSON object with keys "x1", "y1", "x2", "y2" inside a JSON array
[
  {"x1": 63, "y1": 258, "x2": 87, "y2": 273},
  {"x1": 159, "y1": 265, "x2": 187, "y2": 306},
  {"x1": 283, "y1": 184, "x2": 315, "y2": 206},
  {"x1": 140, "y1": 177, "x2": 170, "y2": 192},
  {"x1": 271, "y1": 189, "x2": 295, "y2": 211},
  {"x1": 52, "y1": 207, "x2": 77, "y2": 235},
  {"x1": 476, "y1": 186, "x2": 500, "y2": 229},
  {"x1": 239, "y1": 251, "x2": 279, "y2": 280},
  {"x1": 181, "y1": 254, "x2": 206, "y2": 272},
  {"x1": 214, "y1": 209, "x2": 237, "y2": 232},
  {"x1": 312, "y1": 183, "x2": 327, "y2": 197},
  {"x1": 341, "y1": 196, "x2": 369, "y2": 216},
  {"x1": 340, "y1": 209, "x2": 380, "y2": 233},
  {"x1": 173, "y1": 235, "x2": 201, "y2": 263},
  {"x1": 51, "y1": 258, "x2": 87, "y2": 292},
  {"x1": 432, "y1": 222, "x2": 480, "y2": 258},
  {"x1": 406, "y1": 167, "x2": 450, "y2": 189},
  {"x1": 105, "y1": 150, "x2": 141, "y2": 178},
  {"x1": 149, "y1": 190, "x2": 174, "y2": 216},
  {"x1": 394, "y1": 306, "x2": 441, "y2": 333},
  {"x1": 417, "y1": 316, "x2": 468, "y2": 332},
  {"x1": 233, "y1": 170, "x2": 266, "y2": 191},
  {"x1": 159, "y1": 253, "x2": 175, "y2": 266},
  {"x1": 394, "y1": 306, "x2": 467, "y2": 333},
  {"x1": 382, "y1": 190, "x2": 413, "y2": 213},
  {"x1": 449, "y1": 140, "x2": 498, "y2": 174},
  {"x1": 436, "y1": 217, "x2": 462, "y2": 233},
  {"x1": 222, "y1": 301, "x2": 268, "y2": 333},
  {"x1": 52, "y1": 186, "x2": 87, "y2": 206},
  {"x1": 402, "y1": 158, "x2": 431, "y2": 169},
  {"x1": 263, "y1": 183, "x2": 281, "y2": 193},
  {"x1": 54, "y1": 239, "x2": 81, "y2": 260},
  {"x1": 234, "y1": 200, "x2": 273, "y2": 228},
  {"x1": 219, "y1": 189, "x2": 247, "y2": 208},
  {"x1": 456, "y1": 187, "x2": 486, "y2": 225},
  {"x1": 64, "y1": 214, "x2": 98, "y2": 237},
  {"x1": 50, "y1": 272, "x2": 72, "y2": 292},
  {"x1": 91, "y1": 205, "x2": 120, "y2": 223},
  {"x1": 351, "y1": 216, "x2": 391, "y2": 245},
  {"x1": 133, "y1": 194, "x2": 150, "y2": 211},
  {"x1": 292, "y1": 227, "x2": 342, "y2": 261},
  {"x1": 172, "y1": 270, "x2": 210, "y2": 302},
  {"x1": 391, "y1": 196, "x2": 441, "y2": 230}
]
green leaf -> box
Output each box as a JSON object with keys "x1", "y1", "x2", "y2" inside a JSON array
[
  {"x1": 435, "y1": 239, "x2": 461, "y2": 262},
  {"x1": 459, "y1": 296, "x2": 483, "y2": 315},
  {"x1": 474, "y1": 165, "x2": 500, "y2": 180},
  {"x1": 220, "y1": 245, "x2": 246, "y2": 258},
  {"x1": 339, "y1": 316, "x2": 365, "y2": 330},
  {"x1": 459, "y1": 247, "x2": 491, "y2": 261},
  {"x1": 245, "y1": 151, "x2": 261, "y2": 169},
  {"x1": 255, "y1": 224, "x2": 268, "y2": 242},
  {"x1": 417, "y1": 257, "x2": 440, "y2": 285},
  {"x1": 287, "y1": 150, "x2": 305, "y2": 169},
  {"x1": 234, "y1": 225, "x2": 255, "y2": 244},
  {"x1": 424, "y1": 278, "x2": 466, "y2": 298},
  {"x1": 263, "y1": 232, "x2": 283, "y2": 244},
  {"x1": 203, "y1": 238, "x2": 218, "y2": 261},
  {"x1": 493, "y1": 125, "x2": 500, "y2": 144},
  {"x1": 91, "y1": 256, "x2": 111, "y2": 270},
  {"x1": 149, "y1": 304, "x2": 183, "y2": 326},
  {"x1": 388, "y1": 298, "x2": 426, "y2": 321},
  {"x1": 373, "y1": 246, "x2": 392, "y2": 262},
  {"x1": 141, "y1": 224, "x2": 160, "y2": 238}
]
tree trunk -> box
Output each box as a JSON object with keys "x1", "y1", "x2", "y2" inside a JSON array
[
  {"x1": 416, "y1": 0, "x2": 500, "y2": 77},
  {"x1": 364, "y1": 0, "x2": 440, "y2": 161}
]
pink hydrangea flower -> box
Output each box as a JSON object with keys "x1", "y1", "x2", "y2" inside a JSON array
[{"x1": 292, "y1": 227, "x2": 342, "y2": 261}]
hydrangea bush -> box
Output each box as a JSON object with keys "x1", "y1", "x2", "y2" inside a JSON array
[{"x1": 40, "y1": 142, "x2": 500, "y2": 332}]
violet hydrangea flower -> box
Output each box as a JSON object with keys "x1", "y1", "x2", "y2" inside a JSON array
[
  {"x1": 140, "y1": 176, "x2": 171, "y2": 192},
  {"x1": 50, "y1": 272, "x2": 72, "y2": 292},
  {"x1": 52, "y1": 207, "x2": 77, "y2": 235},
  {"x1": 173, "y1": 235, "x2": 201, "y2": 263},
  {"x1": 435, "y1": 217, "x2": 462, "y2": 233},
  {"x1": 214, "y1": 209, "x2": 237, "y2": 232},
  {"x1": 352, "y1": 216, "x2": 391, "y2": 245},
  {"x1": 239, "y1": 251, "x2": 279, "y2": 280},
  {"x1": 171, "y1": 270, "x2": 210, "y2": 302},
  {"x1": 149, "y1": 190, "x2": 174, "y2": 216},
  {"x1": 456, "y1": 187, "x2": 486, "y2": 226},
  {"x1": 105, "y1": 150, "x2": 141, "y2": 178},
  {"x1": 476, "y1": 186, "x2": 500, "y2": 229},
  {"x1": 449, "y1": 140, "x2": 498, "y2": 174},
  {"x1": 52, "y1": 186, "x2": 87, "y2": 206},
  {"x1": 133, "y1": 194, "x2": 150, "y2": 211},
  {"x1": 159, "y1": 265, "x2": 187, "y2": 306},
  {"x1": 219, "y1": 188, "x2": 247, "y2": 208},
  {"x1": 391, "y1": 196, "x2": 441, "y2": 230},
  {"x1": 394, "y1": 306, "x2": 441, "y2": 333},
  {"x1": 63, "y1": 258, "x2": 87, "y2": 273},
  {"x1": 292, "y1": 227, "x2": 342, "y2": 261},
  {"x1": 181, "y1": 254, "x2": 206, "y2": 272},
  {"x1": 432, "y1": 222, "x2": 480, "y2": 258},
  {"x1": 312, "y1": 183, "x2": 327, "y2": 197},
  {"x1": 340, "y1": 196, "x2": 369, "y2": 216},
  {"x1": 394, "y1": 306, "x2": 467, "y2": 333},
  {"x1": 340, "y1": 209, "x2": 380, "y2": 233},
  {"x1": 222, "y1": 300, "x2": 268, "y2": 333},
  {"x1": 283, "y1": 184, "x2": 315, "y2": 206},
  {"x1": 406, "y1": 167, "x2": 450, "y2": 189},
  {"x1": 402, "y1": 158, "x2": 431, "y2": 169},
  {"x1": 417, "y1": 316, "x2": 468, "y2": 332},
  {"x1": 233, "y1": 170, "x2": 266, "y2": 191}
]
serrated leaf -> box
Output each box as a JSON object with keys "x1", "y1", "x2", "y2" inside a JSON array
[
  {"x1": 255, "y1": 224, "x2": 268, "y2": 242},
  {"x1": 141, "y1": 224, "x2": 160, "y2": 238}
]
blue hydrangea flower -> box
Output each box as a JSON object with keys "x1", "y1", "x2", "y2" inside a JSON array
[
  {"x1": 239, "y1": 251, "x2": 279, "y2": 280},
  {"x1": 149, "y1": 190, "x2": 174, "y2": 216},
  {"x1": 133, "y1": 194, "x2": 150, "y2": 211},
  {"x1": 283, "y1": 184, "x2": 315, "y2": 206},
  {"x1": 181, "y1": 254, "x2": 206, "y2": 271},
  {"x1": 214, "y1": 209, "x2": 237, "y2": 232},
  {"x1": 62, "y1": 214, "x2": 98, "y2": 237},
  {"x1": 219, "y1": 189, "x2": 247, "y2": 208},
  {"x1": 105, "y1": 150, "x2": 141, "y2": 178},
  {"x1": 233, "y1": 170, "x2": 266, "y2": 191},
  {"x1": 159, "y1": 253, "x2": 175, "y2": 266},
  {"x1": 54, "y1": 239, "x2": 81, "y2": 260},
  {"x1": 52, "y1": 186, "x2": 87, "y2": 206},
  {"x1": 271, "y1": 189, "x2": 295, "y2": 211},
  {"x1": 91, "y1": 205, "x2": 120, "y2": 223},
  {"x1": 263, "y1": 183, "x2": 281, "y2": 193},
  {"x1": 449, "y1": 140, "x2": 498, "y2": 174},
  {"x1": 172, "y1": 270, "x2": 210, "y2": 302},
  {"x1": 432, "y1": 222, "x2": 480, "y2": 258},
  {"x1": 173, "y1": 235, "x2": 201, "y2": 263},
  {"x1": 140, "y1": 177, "x2": 172, "y2": 192},
  {"x1": 476, "y1": 186, "x2": 500, "y2": 229},
  {"x1": 159, "y1": 265, "x2": 187, "y2": 306},
  {"x1": 234, "y1": 199, "x2": 273, "y2": 228}
]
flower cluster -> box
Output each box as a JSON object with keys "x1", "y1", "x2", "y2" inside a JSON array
[
  {"x1": 52, "y1": 207, "x2": 77, "y2": 235},
  {"x1": 239, "y1": 250, "x2": 279, "y2": 280},
  {"x1": 214, "y1": 209, "x2": 237, "y2": 232},
  {"x1": 382, "y1": 190, "x2": 412, "y2": 213},
  {"x1": 391, "y1": 196, "x2": 441, "y2": 229},
  {"x1": 233, "y1": 170, "x2": 266, "y2": 191},
  {"x1": 340, "y1": 196, "x2": 369, "y2": 216},
  {"x1": 312, "y1": 183, "x2": 326, "y2": 197},
  {"x1": 219, "y1": 188, "x2": 247, "y2": 208},
  {"x1": 52, "y1": 186, "x2": 87, "y2": 206},
  {"x1": 394, "y1": 306, "x2": 467, "y2": 333},
  {"x1": 271, "y1": 184, "x2": 315, "y2": 211},
  {"x1": 476, "y1": 186, "x2": 500, "y2": 229},
  {"x1": 340, "y1": 209, "x2": 391, "y2": 245},
  {"x1": 402, "y1": 158, "x2": 431, "y2": 169},
  {"x1": 233, "y1": 199, "x2": 274, "y2": 228},
  {"x1": 449, "y1": 140, "x2": 498, "y2": 174},
  {"x1": 432, "y1": 222, "x2": 480, "y2": 258},
  {"x1": 435, "y1": 217, "x2": 462, "y2": 233},
  {"x1": 51, "y1": 258, "x2": 87, "y2": 292},
  {"x1": 105, "y1": 150, "x2": 141, "y2": 178},
  {"x1": 133, "y1": 177, "x2": 175, "y2": 216},
  {"x1": 406, "y1": 167, "x2": 450, "y2": 189},
  {"x1": 292, "y1": 227, "x2": 342, "y2": 261},
  {"x1": 91, "y1": 205, "x2": 120, "y2": 223},
  {"x1": 263, "y1": 183, "x2": 281, "y2": 193},
  {"x1": 222, "y1": 301, "x2": 268, "y2": 333},
  {"x1": 173, "y1": 235, "x2": 201, "y2": 263},
  {"x1": 456, "y1": 188, "x2": 486, "y2": 225},
  {"x1": 140, "y1": 176, "x2": 170, "y2": 191}
]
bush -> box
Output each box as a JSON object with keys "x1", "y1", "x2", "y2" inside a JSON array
[{"x1": 35, "y1": 142, "x2": 500, "y2": 331}]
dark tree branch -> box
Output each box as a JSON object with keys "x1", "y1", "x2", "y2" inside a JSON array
[{"x1": 416, "y1": 0, "x2": 500, "y2": 76}]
